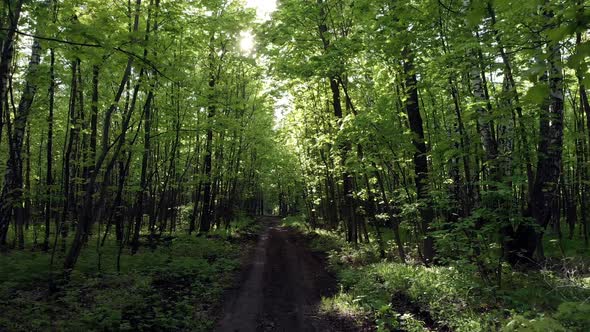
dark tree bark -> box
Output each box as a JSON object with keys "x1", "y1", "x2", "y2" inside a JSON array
[
  {"x1": 131, "y1": 0, "x2": 158, "y2": 252},
  {"x1": 529, "y1": 38, "x2": 564, "y2": 258},
  {"x1": 317, "y1": 0, "x2": 358, "y2": 243},
  {"x1": 44, "y1": 46, "x2": 56, "y2": 251},
  {"x1": 508, "y1": 28, "x2": 565, "y2": 264},
  {"x1": 0, "y1": 37, "x2": 41, "y2": 247},
  {"x1": 0, "y1": 0, "x2": 23, "y2": 247},
  {"x1": 131, "y1": 83, "x2": 155, "y2": 252},
  {"x1": 403, "y1": 47, "x2": 435, "y2": 264},
  {"x1": 20, "y1": 123, "x2": 32, "y2": 248},
  {"x1": 59, "y1": 60, "x2": 81, "y2": 250},
  {"x1": 199, "y1": 33, "x2": 218, "y2": 233},
  {"x1": 575, "y1": 31, "x2": 590, "y2": 246}
]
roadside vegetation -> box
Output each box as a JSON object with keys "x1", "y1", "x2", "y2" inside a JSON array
[
  {"x1": 0, "y1": 215, "x2": 261, "y2": 331},
  {"x1": 282, "y1": 216, "x2": 590, "y2": 331}
]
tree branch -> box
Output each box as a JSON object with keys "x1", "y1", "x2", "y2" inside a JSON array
[{"x1": 4, "y1": 28, "x2": 172, "y2": 81}]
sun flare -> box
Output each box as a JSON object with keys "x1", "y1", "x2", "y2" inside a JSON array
[
  {"x1": 240, "y1": 30, "x2": 255, "y2": 53},
  {"x1": 245, "y1": 0, "x2": 277, "y2": 21}
]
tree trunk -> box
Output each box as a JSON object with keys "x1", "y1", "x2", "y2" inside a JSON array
[
  {"x1": 512, "y1": 27, "x2": 565, "y2": 264},
  {"x1": 63, "y1": 0, "x2": 143, "y2": 271},
  {"x1": 403, "y1": 47, "x2": 434, "y2": 264},
  {"x1": 199, "y1": 45, "x2": 216, "y2": 233},
  {"x1": 44, "y1": 46, "x2": 56, "y2": 251},
  {"x1": 576, "y1": 31, "x2": 590, "y2": 246},
  {"x1": 59, "y1": 60, "x2": 81, "y2": 251},
  {"x1": 131, "y1": 85, "x2": 155, "y2": 253},
  {"x1": 0, "y1": 0, "x2": 24, "y2": 247},
  {"x1": 317, "y1": 0, "x2": 357, "y2": 243},
  {"x1": 0, "y1": 37, "x2": 41, "y2": 247}
]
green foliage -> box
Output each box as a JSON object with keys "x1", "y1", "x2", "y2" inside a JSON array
[
  {"x1": 328, "y1": 242, "x2": 382, "y2": 268},
  {"x1": 554, "y1": 302, "x2": 590, "y2": 331},
  {"x1": 502, "y1": 315, "x2": 566, "y2": 332},
  {"x1": 0, "y1": 218, "x2": 262, "y2": 331},
  {"x1": 302, "y1": 221, "x2": 590, "y2": 331},
  {"x1": 281, "y1": 215, "x2": 310, "y2": 230},
  {"x1": 281, "y1": 215, "x2": 344, "y2": 253}
]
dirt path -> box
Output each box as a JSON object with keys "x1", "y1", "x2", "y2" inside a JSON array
[{"x1": 216, "y1": 216, "x2": 360, "y2": 332}]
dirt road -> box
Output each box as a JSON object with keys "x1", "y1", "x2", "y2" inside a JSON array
[{"x1": 216, "y1": 217, "x2": 363, "y2": 332}]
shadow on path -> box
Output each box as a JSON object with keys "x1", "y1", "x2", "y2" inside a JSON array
[{"x1": 216, "y1": 216, "x2": 367, "y2": 332}]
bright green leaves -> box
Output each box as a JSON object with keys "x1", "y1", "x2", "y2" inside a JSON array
[
  {"x1": 570, "y1": 40, "x2": 590, "y2": 83},
  {"x1": 524, "y1": 83, "x2": 550, "y2": 105},
  {"x1": 465, "y1": 1, "x2": 488, "y2": 27},
  {"x1": 262, "y1": 0, "x2": 365, "y2": 82}
]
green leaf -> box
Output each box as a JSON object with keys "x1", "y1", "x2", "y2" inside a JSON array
[{"x1": 524, "y1": 84, "x2": 550, "y2": 104}]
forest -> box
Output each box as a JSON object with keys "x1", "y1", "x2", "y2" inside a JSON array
[{"x1": 0, "y1": 0, "x2": 589, "y2": 331}]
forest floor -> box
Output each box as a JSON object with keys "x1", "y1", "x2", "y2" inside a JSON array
[
  {"x1": 277, "y1": 215, "x2": 590, "y2": 331},
  {"x1": 216, "y1": 216, "x2": 371, "y2": 332},
  {"x1": 0, "y1": 216, "x2": 264, "y2": 331}
]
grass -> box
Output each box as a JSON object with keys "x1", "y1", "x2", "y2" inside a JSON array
[
  {"x1": 284, "y1": 215, "x2": 590, "y2": 331},
  {"x1": 543, "y1": 232, "x2": 590, "y2": 260},
  {"x1": 0, "y1": 215, "x2": 261, "y2": 331}
]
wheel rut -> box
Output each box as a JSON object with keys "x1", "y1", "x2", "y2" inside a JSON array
[{"x1": 216, "y1": 216, "x2": 364, "y2": 332}]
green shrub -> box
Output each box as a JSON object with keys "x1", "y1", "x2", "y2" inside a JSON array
[
  {"x1": 502, "y1": 315, "x2": 566, "y2": 332},
  {"x1": 0, "y1": 225, "x2": 246, "y2": 331},
  {"x1": 554, "y1": 302, "x2": 590, "y2": 331}
]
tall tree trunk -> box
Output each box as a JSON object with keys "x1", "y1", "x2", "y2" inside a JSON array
[
  {"x1": 0, "y1": 38, "x2": 41, "y2": 247},
  {"x1": 514, "y1": 25, "x2": 565, "y2": 264},
  {"x1": 44, "y1": 46, "x2": 56, "y2": 251},
  {"x1": 470, "y1": 48, "x2": 499, "y2": 187},
  {"x1": 59, "y1": 60, "x2": 80, "y2": 251},
  {"x1": 20, "y1": 123, "x2": 31, "y2": 248},
  {"x1": 487, "y1": 2, "x2": 534, "y2": 198},
  {"x1": 576, "y1": 31, "x2": 590, "y2": 246},
  {"x1": 131, "y1": 84, "x2": 155, "y2": 253},
  {"x1": 0, "y1": 0, "x2": 23, "y2": 247},
  {"x1": 403, "y1": 47, "x2": 435, "y2": 264},
  {"x1": 131, "y1": 0, "x2": 158, "y2": 252},
  {"x1": 199, "y1": 34, "x2": 217, "y2": 233},
  {"x1": 317, "y1": 0, "x2": 357, "y2": 243}
]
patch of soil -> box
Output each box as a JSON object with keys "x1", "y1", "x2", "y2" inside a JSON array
[{"x1": 216, "y1": 217, "x2": 372, "y2": 332}]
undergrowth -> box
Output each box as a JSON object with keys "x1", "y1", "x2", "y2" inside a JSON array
[
  {"x1": 0, "y1": 215, "x2": 260, "y2": 331},
  {"x1": 283, "y1": 216, "x2": 590, "y2": 331}
]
